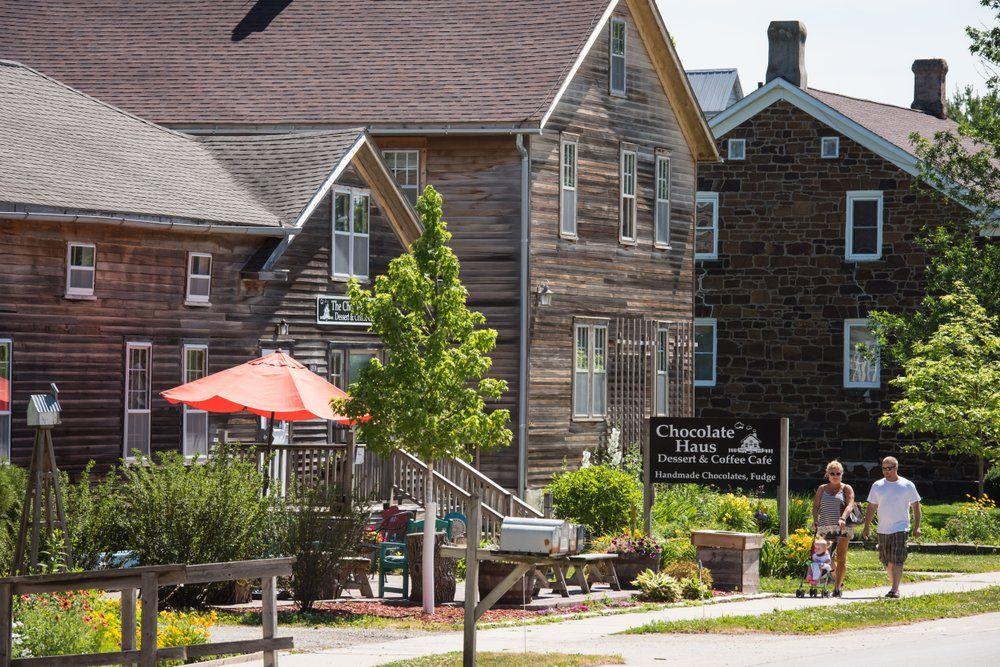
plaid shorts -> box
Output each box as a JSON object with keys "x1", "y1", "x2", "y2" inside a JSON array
[{"x1": 877, "y1": 531, "x2": 908, "y2": 566}]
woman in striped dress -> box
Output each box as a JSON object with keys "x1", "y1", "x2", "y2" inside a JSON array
[{"x1": 812, "y1": 460, "x2": 856, "y2": 597}]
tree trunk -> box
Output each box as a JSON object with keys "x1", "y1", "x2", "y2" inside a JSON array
[
  {"x1": 979, "y1": 455, "x2": 986, "y2": 498},
  {"x1": 423, "y1": 460, "x2": 436, "y2": 614},
  {"x1": 407, "y1": 530, "x2": 457, "y2": 605}
]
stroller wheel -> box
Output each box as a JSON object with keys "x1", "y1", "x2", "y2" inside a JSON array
[
  {"x1": 809, "y1": 588, "x2": 817, "y2": 597},
  {"x1": 821, "y1": 590, "x2": 830, "y2": 598},
  {"x1": 795, "y1": 589, "x2": 805, "y2": 598}
]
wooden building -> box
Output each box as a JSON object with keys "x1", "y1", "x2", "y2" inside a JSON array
[
  {"x1": 692, "y1": 22, "x2": 987, "y2": 494},
  {"x1": 0, "y1": 0, "x2": 719, "y2": 494}
]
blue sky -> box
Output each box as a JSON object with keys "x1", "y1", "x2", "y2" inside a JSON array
[{"x1": 658, "y1": 0, "x2": 995, "y2": 107}]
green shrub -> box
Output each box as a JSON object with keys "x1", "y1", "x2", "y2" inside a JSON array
[
  {"x1": 633, "y1": 569, "x2": 682, "y2": 602},
  {"x1": 760, "y1": 529, "x2": 814, "y2": 578},
  {"x1": 547, "y1": 465, "x2": 642, "y2": 536},
  {"x1": 66, "y1": 464, "x2": 129, "y2": 570},
  {"x1": 680, "y1": 576, "x2": 712, "y2": 600},
  {"x1": 662, "y1": 560, "x2": 713, "y2": 589},
  {"x1": 659, "y1": 537, "x2": 696, "y2": 566},
  {"x1": 281, "y1": 483, "x2": 368, "y2": 612},
  {"x1": 945, "y1": 495, "x2": 1000, "y2": 544},
  {"x1": 12, "y1": 591, "x2": 103, "y2": 659},
  {"x1": 714, "y1": 493, "x2": 756, "y2": 532},
  {"x1": 0, "y1": 463, "x2": 26, "y2": 575}
]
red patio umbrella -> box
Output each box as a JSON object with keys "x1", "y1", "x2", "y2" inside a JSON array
[{"x1": 161, "y1": 350, "x2": 357, "y2": 448}]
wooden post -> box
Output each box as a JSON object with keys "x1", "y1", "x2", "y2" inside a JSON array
[
  {"x1": 262, "y1": 576, "x2": 278, "y2": 667},
  {"x1": 643, "y1": 418, "x2": 652, "y2": 534},
  {"x1": 344, "y1": 429, "x2": 356, "y2": 503},
  {"x1": 121, "y1": 587, "x2": 137, "y2": 667},
  {"x1": 463, "y1": 494, "x2": 482, "y2": 667},
  {"x1": 139, "y1": 572, "x2": 158, "y2": 667},
  {"x1": 778, "y1": 418, "x2": 790, "y2": 542},
  {"x1": 543, "y1": 492, "x2": 553, "y2": 519},
  {"x1": 0, "y1": 583, "x2": 12, "y2": 667}
]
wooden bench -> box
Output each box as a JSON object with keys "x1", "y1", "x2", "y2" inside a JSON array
[
  {"x1": 547, "y1": 553, "x2": 621, "y2": 596},
  {"x1": 334, "y1": 556, "x2": 374, "y2": 598}
]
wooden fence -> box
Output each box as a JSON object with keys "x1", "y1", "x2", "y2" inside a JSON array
[{"x1": 0, "y1": 557, "x2": 294, "y2": 667}]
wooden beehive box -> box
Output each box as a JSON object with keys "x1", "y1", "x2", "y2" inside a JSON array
[{"x1": 690, "y1": 530, "x2": 763, "y2": 594}]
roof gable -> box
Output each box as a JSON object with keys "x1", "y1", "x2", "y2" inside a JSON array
[{"x1": 686, "y1": 68, "x2": 744, "y2": 116}]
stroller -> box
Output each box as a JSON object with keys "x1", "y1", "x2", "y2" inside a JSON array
[{"x1": 795, "y1": 533, "x2": 839, "y2": 598}]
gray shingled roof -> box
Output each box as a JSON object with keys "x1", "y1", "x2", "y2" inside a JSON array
[
  {"x1": 0, "y1": 0, "x2": 613, "y2": 126},
  {"x1": 0, "y1": 60, "x2": 366, "y2": 227},
  {"x1": 808, "y1": 88, "x2": 967, "y2": 156},
  {"x1": 686, "y1": 68, "x2": 744, "y2": 117}
]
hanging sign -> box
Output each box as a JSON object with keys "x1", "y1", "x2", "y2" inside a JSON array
[
  {"x1": 316, "y1": 295, "x2": 370, "y2": 326},
  {"x1": 649, "y1": 417, "x2": 782, "y2": 490}
]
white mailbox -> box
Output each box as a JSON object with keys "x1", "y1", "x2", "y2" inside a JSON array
[
  {"x1": 27, "y1": 383, "x2": 61, "y2": 428},
  {"x1": 499, "y1": 517, "x2": 580, "y2": 556}
]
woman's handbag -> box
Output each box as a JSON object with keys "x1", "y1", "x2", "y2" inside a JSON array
[{"x1": 847, "y1": 503, "x2": 864, "y2": 526}]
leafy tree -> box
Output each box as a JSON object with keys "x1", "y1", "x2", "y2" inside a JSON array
[
  {"x1": 879, "y1": 285, "x2": 1000, "y2": 495},
  {"x1": 333, "y1": 185, "x2": 511, "y2": 613}
]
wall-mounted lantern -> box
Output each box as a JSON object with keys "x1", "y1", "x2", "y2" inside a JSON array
[{"x1": 537, "y1": 283, "x2": 553, "y2": 307}]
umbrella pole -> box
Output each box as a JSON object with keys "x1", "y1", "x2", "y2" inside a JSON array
[{"x1": 262, "y1": 412, "x2": 275, "y2": 495}]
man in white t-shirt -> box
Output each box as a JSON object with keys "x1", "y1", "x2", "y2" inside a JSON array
[{"x1": 862, "y1": 456, "x2": 922, "y2": 598}]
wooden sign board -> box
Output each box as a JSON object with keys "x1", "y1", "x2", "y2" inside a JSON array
[{"x1": 316, "y1": 295, "x2": 370, "y2": 326}]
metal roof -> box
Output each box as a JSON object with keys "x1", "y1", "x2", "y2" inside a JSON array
[{"x1": 685, "y1": 68, "x2": 744, "y2": 117}]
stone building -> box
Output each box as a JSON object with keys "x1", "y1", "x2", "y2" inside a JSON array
[{"x1": 693, "y1": 21, "x2": 981, "y2": 495}]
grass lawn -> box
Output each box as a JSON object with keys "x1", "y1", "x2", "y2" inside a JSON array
[
  {"x1": 380, "y1": 652, "x2": 624, "y2": 667},
  {"x1": 849, "y1": 550, "x2": 1000, "y2": 573},
  {"x1": 921, "y1": 502, "x2": 963, "y2": 530},
  {"x1": 624, "y1": 586, "x2": 1000, "y2": 635}
]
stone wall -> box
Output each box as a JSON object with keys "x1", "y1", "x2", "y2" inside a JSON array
[{"x1": 695, "y1": 99, "x2": 976, "y2": 497}]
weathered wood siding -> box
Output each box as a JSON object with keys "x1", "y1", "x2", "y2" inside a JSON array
[
  {"x1": 525, "y1": 2, "x2": 697, "y2": 488},
  {"x1": 375, "y1": 135, "x2": 524, "y2": 489},
  {"x1": 0, "y1": 167, "x2": 401, "y2": 472}
]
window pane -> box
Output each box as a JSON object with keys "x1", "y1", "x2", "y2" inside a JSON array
[
  {"x1": 851, "y1": 226, "x2": 878, "y2": 255},
  {"x1": 402, "y1": 185, "x2": 419, "y2": 204},
  {"x1": 695, "y1": 324, "x2": 714, "y2": 383},
  {"x1": 657, "y1": 158, "x2": 670, "y2": 200},
  {"x1": 696, "y1": 227, "x2": 715, "y2": 256},
  {"x1": 612, "y1": 21, "x2": 626, "y2": 55},
  {"x1": 655, "y1": 375, "x2": 667, "y2": 416},
  {"x1": 330, "y1": 351, "x2": 344, "y2": 388},
  {"x1": 561, "y1": 188, "x2": 576, "y2": 235},
  {"x1": 611, "y1": 58, "x2": 625, "y2": 92},
  {"x1": 562, "y1": 143, "x2": 576, "y2": 188},
  {"x1": 349, "y1": 352, "x2": 375, "y2": 385},
  {"x1": 656, "y1": 201, "x2": 670, "y2": 245},
  {"x1": 695, "y1": 354, "x2": 714, "y2": 382},
  {"x1": 188, "y1": 275, "x2": 211, "y2": 298},
  {"x1": 191, "y1": 255, "x2": 211, "y2": 276},
  {"x1": 849, "y1": 325, "x2": 879, "y2": 384},
  {"x1": 0, "y1": 341, "x2": 10, "y2": 413},
  {"x1": 575, "y1": 327, "x2": 588, "y2": 371},
  {"x1": 185, "y1": 411, "x2": 208, "y2": 456},
  {"x1": 574, "y1": 372, "x2": 590, "y2": 416},
  {"x1": 126, "y1": 412, "x2": 150, "y2": 457},
  {"x1": 592, "y1": 371, "x2": 606, "y2": 416},
  {"x1": 69, "y1": 268, "x2": 94, "y2": 290},
  {"x1": 185, "y1": 348, "x2": 206, "y2": 383},
  {"x1": 353, "y1": 235, "x2": 369, "y2": 277},
  {"x1": 354, "y1": 195, "x2": 370, "y2": 233},
  {"x1": 71, "y1": 245, "x2": 95, "y2": 267},
  {"x1": 334, "y1": 234, "x2": 350, "y2": 275},
  {"x1": 696, "y1": 199, "x2": 715, "y2": 229},
  {"x1": 852, "y1": 199, "x2": 878, "y2": 227},
  {"x1": 622, "y1": 198, "x2": 635, "y2": 239},
  {"x1": 0, "y1": 414, "x2": 9, "y2": 459},
  {"x1": 334, "y1": 193, "x2": 351, "y2": 231},
  {"x1": 622, "y1": 153, "x2": 636, "y2": 195},
  {"x1": 593, "y1": 328, "x2": 606, "y2": 372}
]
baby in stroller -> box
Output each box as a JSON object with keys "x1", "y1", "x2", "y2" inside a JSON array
[{"x1": 796, "y1": 536, "x2": 835, "y2": 598}]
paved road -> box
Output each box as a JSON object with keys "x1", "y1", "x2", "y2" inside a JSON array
[{"x1": 254, "y1": 571, "x2": 1000, "y2": 666}]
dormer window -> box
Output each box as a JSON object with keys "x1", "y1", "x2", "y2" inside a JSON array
[
  {"x1": 727, "y1": 138, "x2": 746, "y2": 161},
  {"x1": 332, "y1": 189, "x2": 371, "y2": 280},
  {"x1": 821, "y1": 136, "x2": 840, "y2": 159},
  {"x1": 609, "y1": 18, "x2": 627, "y2": 96}
]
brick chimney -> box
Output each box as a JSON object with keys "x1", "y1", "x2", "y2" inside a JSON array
[
  {"x1": 766, "y1": 21, "x2": 808, "y2": 88},
  {"x1": 911, "y1": 59, "x2": 948, "y2": 119}
]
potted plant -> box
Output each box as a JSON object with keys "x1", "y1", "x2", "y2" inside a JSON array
[{"x1": 606, "y1": 531, "x2": 662, "y2": 587}]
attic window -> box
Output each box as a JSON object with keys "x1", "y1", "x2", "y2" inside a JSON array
[
  {"x1": 727, "y1": 138, "x2": 746, "y2": 161},
  {"x1": 332, "y1": 189, "x2": 371, "y2": 280},
  {"x1": 821, "y1": 136, "x2": 840, "y2": 158},
  {"x1": 609, "y1": 18, "x2": 627, "y2": 96}
]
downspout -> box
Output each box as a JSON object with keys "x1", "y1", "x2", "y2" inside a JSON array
[{"x1": 516, "y1": 134, "x2": 530, "y2": 498}]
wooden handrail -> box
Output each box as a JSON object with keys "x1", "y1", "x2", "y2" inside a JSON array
[{"x1": 0, "y1": 558, "x2": 295, "y2": 667}]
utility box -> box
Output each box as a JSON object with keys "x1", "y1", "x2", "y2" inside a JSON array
[
  {"x1": 499, "y1": 517, "x2": 576, "y2": 556},
  {"x1": 27, "y1": 383, "x2": 61, "y2": 428},
  {"x1": 691, "y1": 530, "x2": 763, "y2": 594}
]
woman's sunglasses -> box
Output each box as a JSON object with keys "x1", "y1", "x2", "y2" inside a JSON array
[{"x1": 828, "y1": 472, "x2": 842, "y2": 477}]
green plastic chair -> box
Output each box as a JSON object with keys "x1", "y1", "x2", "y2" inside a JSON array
[
  {"x1": 377, "y1": 541, "x2": 409, "y2": 598},
  {"x1": 406, "y1": 518, "x2": 452, "y2": 540}
]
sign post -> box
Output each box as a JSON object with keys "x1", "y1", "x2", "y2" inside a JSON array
[
  {"x1": 642, "y1": 424, "x2": 652, "y2": 534},
  {"x1": 648, "y1": 417, "x2": 789, "y2": 539}
]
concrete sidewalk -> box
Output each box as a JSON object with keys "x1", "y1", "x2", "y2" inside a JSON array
[{"x1": 276, "y1": 570, "x2": 1000, "y2": 666}]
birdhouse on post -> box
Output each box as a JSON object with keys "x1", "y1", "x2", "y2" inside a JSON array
[{"x1": 13, "y1": 383, "x2": 72, "y2": 574}]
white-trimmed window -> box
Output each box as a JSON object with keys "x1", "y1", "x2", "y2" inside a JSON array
[
  {"x1": 727, "y1": 138, "x2": 746, "y2": 161},
  {"x1": 382, "y1": 150, "x2": 420, "y2": 203},
  {"x1": 560, "y1": 135, "x2": 578, "y2": 238},
  {"x1": 620, "y1": 147, "x2": 637, "y2": 243},
  {"x1": 821, "y1": 136, "x2": 840, "y2": 158},
  {"x1": 66, "y1": 242, "x2": 96, "y2": 296},
  {"x1": 0, "y1": 339, "x2": 10, "y2": 460},
  {"x1": 329, "y1": 345, "x2": 379, "y2": 444},
  {"x1": 694, "y1": 319, "x2": 716, "y2": 387},
  {"x1": 182, "y1": 344, "x2": 209, "y2": 457},
  {"x1": 654, "y1": 328, "x2": 669, "y2": 416},
  {"x1": 844, "y1": 319, "x2": 880, "y2": 388},
  {"x1": 573, "y1": 322, "x2": 607, "y2": 420},
  {"x1": 332, "y1": 189, "x2": 371, "y2": 280},
  {"x1": 124, "y1": 342, "x2": 152, "y2": 458},
  {"x1": 846, "y1": 190, "x2": 883, "y2": 261},
  {"x1": 186, "y1": 253, "x2": 212, "y2": 303},
  {"x1": 609, "y1": 18, "x2": 627, "y2": 96},
  {"x1": 654, "y1": 154, "x2": 671, "y2": 248},
  {"x1": 695, "y1": 192, "x2": 719, "y2": 260}
]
